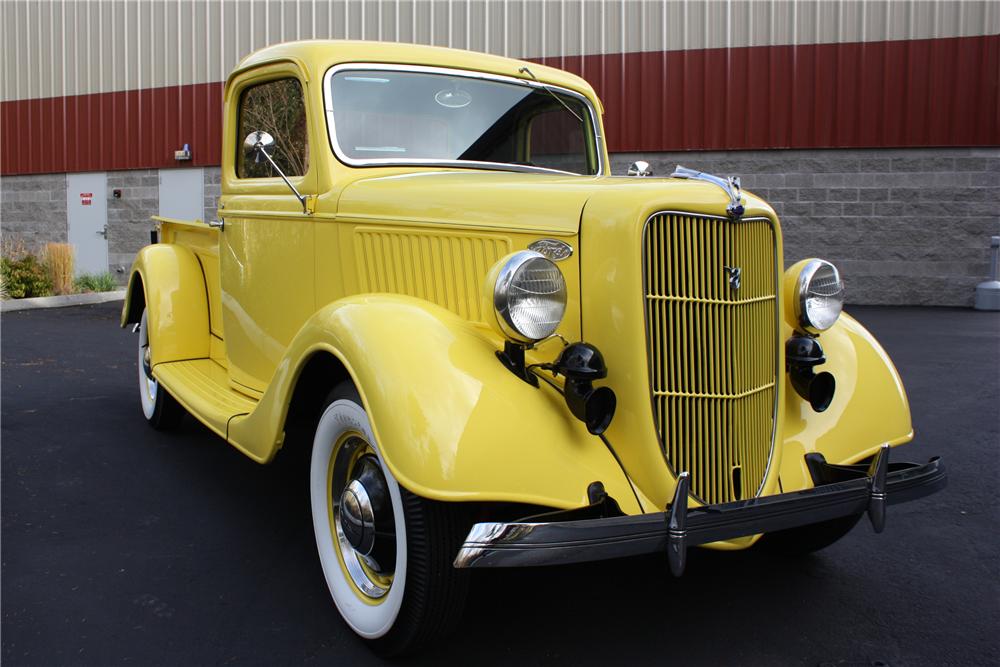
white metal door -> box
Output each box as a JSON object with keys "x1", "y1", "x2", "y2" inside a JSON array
[
  {"x1": 158, "y1": 168, "x2": 205, "y2": 221},
  {"x1": 66, "y1": 172, "x2": 108, "y2": 276}
]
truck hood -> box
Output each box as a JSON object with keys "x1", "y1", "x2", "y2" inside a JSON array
[
  {"x1": 335, "y1": 170, "x2": 775, "y2": 235},
  {"x1": 336, "y1": 171, "x2": 597, "y2": 235}
]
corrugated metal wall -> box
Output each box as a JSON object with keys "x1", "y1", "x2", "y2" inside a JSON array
[
  {"x1": 2, "y1": 0, "x2": 998, "y2": 175},
  {"x1": 5, "y1": 0, "x2": 998, "y2": 99}
]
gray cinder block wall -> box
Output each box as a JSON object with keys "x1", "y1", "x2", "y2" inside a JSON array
[
  {"x1": 612, "y1": 147, "x2": 1000, "y2": 306},
  {"x1": 2, "y1": 148, "x2": 997, "y2": 305},
  {"x1": 204, "y1": 168, "x2": 222, "y2": 226},
  {"x1": 0, "y1": 174, "x2": 67, "y2": 251},
  {"x1": 107, "y1": 169, "x2": 159, "y2": 276}
]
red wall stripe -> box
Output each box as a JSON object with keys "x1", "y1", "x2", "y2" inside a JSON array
[
  {"x1": 1, "y1": 35, "x2": 997, "y2": 176},
  {"x1": 1, "y1": 81, "x2": 224, "y2": 176},
  {"x1": 535, "y1": 34, "x2": 998, "y2": 152}
]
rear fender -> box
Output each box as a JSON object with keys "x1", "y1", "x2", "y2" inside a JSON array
[
  {"x1": 227, "y1": 294, "x2": 644, "y2": 513},
  {"x1": 779, "y1": 312, "x2": 913, "y2": 491},
  {"x1": 120, "y1": 244, "x2": 210, "y2": 365}
]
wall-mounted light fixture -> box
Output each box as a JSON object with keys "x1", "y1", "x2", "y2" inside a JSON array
[{"x1": 174, "y1": 143, "x2": 192, "y2": 161}]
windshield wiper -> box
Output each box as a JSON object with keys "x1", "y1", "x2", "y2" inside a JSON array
[{"x1": 518, "y1": 67, "x2": 584, "y2": 124}]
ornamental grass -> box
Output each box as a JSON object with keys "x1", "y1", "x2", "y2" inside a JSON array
[{"x1": 43, "y1": 242, "x2": 75, "y2": 295}]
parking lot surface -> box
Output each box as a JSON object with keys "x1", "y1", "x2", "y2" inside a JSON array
[{"x1": 2, "y1": 301, "x2": 998, "y2": 666}]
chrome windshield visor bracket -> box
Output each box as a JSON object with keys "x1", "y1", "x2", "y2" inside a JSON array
[{"x1": 671, "y1": 165, "x2": 745, "y2": 220}]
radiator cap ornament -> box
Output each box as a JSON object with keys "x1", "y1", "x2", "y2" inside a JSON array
[
  {"x1": 528, "y1": 239, "x2": 573, "y2": 262},
  {"x1": 671, "y1": 165, "x2": 745, "y2": 220}
]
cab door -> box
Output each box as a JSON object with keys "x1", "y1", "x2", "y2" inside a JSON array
[{"x1": 218, "y1": 67, "x2": 318, "y2": 395}]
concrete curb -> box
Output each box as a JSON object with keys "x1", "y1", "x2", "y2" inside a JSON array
[{"x1": 1, "y1": 290, "x2": 126, "y2": 313}]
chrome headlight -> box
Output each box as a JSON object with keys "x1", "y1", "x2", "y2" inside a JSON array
[
  {"x1": 490, "y1": 250, "x2": 567, "y2": 343},
  {"x1": 795, "y1": 259, "x2": 845, "y2": 332}
]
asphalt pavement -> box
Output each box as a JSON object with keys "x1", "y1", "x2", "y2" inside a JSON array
[{"x1": 2, "y1": 301, "x2": 998, "y2": 666}]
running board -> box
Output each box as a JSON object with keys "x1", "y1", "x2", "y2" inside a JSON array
[{"x1": 154, "y1": 359, "x2": 258, "y2": 438}]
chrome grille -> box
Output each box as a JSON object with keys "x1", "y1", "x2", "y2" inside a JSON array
[{"x1": 643, "y1": 212, "x2": 778, "y2": 505}]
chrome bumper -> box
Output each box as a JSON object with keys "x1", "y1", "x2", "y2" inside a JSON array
[{"x1": 453, "y1": 446, "x2": 946, "y2": 576}]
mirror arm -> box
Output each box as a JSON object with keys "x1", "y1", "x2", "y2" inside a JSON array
[{"x1": 255, "y1": 141, "x2": 309, "y2": 214}]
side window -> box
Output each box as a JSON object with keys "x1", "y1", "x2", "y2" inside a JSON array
[{"x1": 237, "y1": 78, "x2": 309, "y2": 179}]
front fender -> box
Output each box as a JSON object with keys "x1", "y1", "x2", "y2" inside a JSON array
[
  {"x1": 779, "y1": 312, "x2": 913, "y2": 491},
  {"x1": 227, "y1": 294, "x2": 643, "y2": 513},
  {"x1": 120, "y1": 244, "x2": 210, "y2": 365}
]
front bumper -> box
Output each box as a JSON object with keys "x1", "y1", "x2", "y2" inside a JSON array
[{"x1": 453, "y1": 445, "x2": 946, "y2": 575}]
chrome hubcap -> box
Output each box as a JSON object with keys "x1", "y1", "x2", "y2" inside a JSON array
[
  {"x1": 340, "y1": 479, "x2": 375, "y2": 555},
  {"x1": 332, "y1": 438, "x2": 396, "y2": 599}
]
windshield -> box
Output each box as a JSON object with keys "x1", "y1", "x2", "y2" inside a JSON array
[{"x1": 325, "y1": 67, "x2": 600, "y2": 175}]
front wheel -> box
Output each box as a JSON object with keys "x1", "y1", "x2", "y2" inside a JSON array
[
  {"x1": 309, "y1": 386, "x2": 470, "y2": 656},
  {"x1": 137, "y1": 309, "x2": 185, "y2": 430}
]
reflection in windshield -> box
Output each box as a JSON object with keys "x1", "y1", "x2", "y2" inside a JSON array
[{"x1": 327, "y1": 69, "x2": 597, "y2": 175}]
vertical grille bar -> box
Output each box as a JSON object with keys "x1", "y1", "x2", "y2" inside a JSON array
[{"x1": 643, "y1": 212, "x2": 778, "y2": 505}]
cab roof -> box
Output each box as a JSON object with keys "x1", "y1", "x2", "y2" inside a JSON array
[{"x1": 231, "y1": 40, "x2": 603, "y2": 112}]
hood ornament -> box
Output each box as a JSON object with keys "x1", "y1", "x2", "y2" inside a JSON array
[{"x1": 671, "y1": 165, "x2": 745, "y2": 220}]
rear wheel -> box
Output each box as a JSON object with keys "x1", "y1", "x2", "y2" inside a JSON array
[
  {"x1": 309, "y1": 384, "x2": 470, "y2": 656},
  {"x1": 137, "y1": 309, "x2": 185, "y2": 430}
]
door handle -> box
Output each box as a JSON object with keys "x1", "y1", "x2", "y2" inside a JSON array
[
  {"x1": 96, "y1": 225, "x2": 108, "y2": 238},
  {"x1": 208, "y1": 220, "x2": 225, "y2": 230}
]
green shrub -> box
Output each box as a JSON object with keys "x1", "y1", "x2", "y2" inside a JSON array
[
  {"x1": 1, "y1": 254, "x2": 53, "y2": 298},
  {"x1": 74, "y1": 272, "x2": 118, "y2": 293}
]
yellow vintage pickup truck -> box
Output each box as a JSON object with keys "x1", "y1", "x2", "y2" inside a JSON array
[{"x1": 122, "y1": 40, "x2": 946, "y2": 655}]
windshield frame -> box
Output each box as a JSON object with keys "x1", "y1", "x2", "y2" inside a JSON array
[{"x1": 322, "y1": 62, "x2": 605, "y2": 176}]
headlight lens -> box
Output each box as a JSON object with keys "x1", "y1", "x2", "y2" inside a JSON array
[
  {"x1": 796, "y1": 259, "x2": 845, "y2": 332},
  {"x1": 493, "y1": 250, "x2": 567, "y2": 342}
]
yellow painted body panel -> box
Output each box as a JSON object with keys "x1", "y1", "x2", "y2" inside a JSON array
[
  {"x1": 153, "y1": 217, "x2": 225, "y2": 339},
  {"x1": 122, "y1": 242, "x2": 210, "y2": 366},
  {"x1": 315, "y1": 218, "x2": 583, "y2": 340},
  {"x1": 336, "y1": 171, "x2": 600, "y2": 235},
  {"x1": 121, "y1": 41, "x2": 916, "y2": 541},
  {"x1": 218, "y1": 206, "x2": 316, "y2": 392},
  {"x1": 778, "y1": 313, "x2": 913, "y2": 491},
  {"x1": 227, "y1": 295, "x2": 646, "y2": 513}
]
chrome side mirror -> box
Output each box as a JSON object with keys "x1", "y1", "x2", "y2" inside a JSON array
[
  {"x1": 627, "y1": 161, "x2": 652, "y2": 177},
  {"x1": 241, "y1": 130, "x2": 310, "y2": 214},
  {"x1": 244, "y1": 130, "x2": 275, "y2": 164}
]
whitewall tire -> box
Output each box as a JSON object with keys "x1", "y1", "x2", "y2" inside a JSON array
[
  {"x1": 309, "y1": 385, "x2": 471, "y2": 656},
  {"x1": 137, "y1": 309, "x2": 184, "y2": 429},
  {"x1": 310, "y1": 397, "x2": 407, "y2": 638}
]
